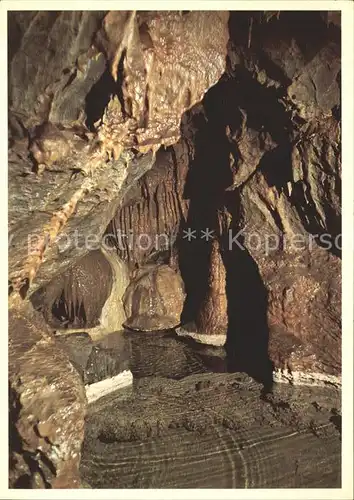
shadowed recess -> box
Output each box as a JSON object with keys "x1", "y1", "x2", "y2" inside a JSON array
[{"x1": 31, "y1": 250, "x2": 113, "y2": 329}]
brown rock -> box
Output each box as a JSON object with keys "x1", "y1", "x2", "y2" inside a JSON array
[
  {"x1": 107, "y1": 141, "x2": 190, "y2": 267},
  {"x1": 9, "y1": 300, "x2": 86, "y2": 488},
  {"x1": 264, "y1": 250, "x2": 341, "y2": 378},
  {"x1": 98, "y1": 248, "x2": 130, "y2": 333},
  {"x1": 287, "y1": 43, "x2": 340, "y2": 120},
  {"x1": 31, "y1": 249, "x2": 113, "y2": 329},
  {"x1": 195, "y1": 239, "x2": 228, "y2": 335},
  {"x1": 29, "y1": 123, "x2": 71, "y2": 172},
  {"x1": 8, "y1": 142, "x2": 155, "y2": 297},
  {"x1": 8, "y1": 12, "x2": 107, "y2": 129},
  {"x1": 123, "y1": 265, "x2": 186, "y2": 331},
  {"x1": 226, "y1": 122, "x2": 277, "y2": 190},
  {"x1": 239, "y1": 166, "x2": 341, "y2": 380},
  {"x1": 32, "y1": 248, "x2": 130, "y2": 338}
]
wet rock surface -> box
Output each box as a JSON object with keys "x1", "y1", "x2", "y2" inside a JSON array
[
  {"x1": 83, "y1": 424, "x2": 340, "y2": 488},
  {"x1": 81, "y1": 365, "x2": 341, "y2": 488},
  {"x1": 123, "y1": 264, "x2": 186, "y2": 331},
  {"x1": 9, "y1": 302, "x2": 86, "y2": 488},
  {"x1": 55, "y1": 329, "x2": 231, "y2": 384},
  {"x1": 95, "y1": 11, "x2": 229, "y2": 152}
]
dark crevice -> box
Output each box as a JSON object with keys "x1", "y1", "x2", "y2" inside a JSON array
[
  {"x1": 51, "y1": 291, "x2": 70, "y2": 327},
  {"x1": 62, "y1": 69, "x2": 77, "y2": 91},
  {"x1": 143, "y1": 83, "x2": 150, "y2": 128},
  {"x1": 257, "y1": 50, "x2": 293, "y2": 88},
  {"x1": 229, "y1": 11, "x2": 336, "y2": 67},
  {"x1": 222, "y1": 236, "x2": 274, "y2": 391},
  {"x1": 178, "y1": 90, "x2": 233, "y2": 325},
  {"x1": 51, "y1": 291, "x2": 89, "y2": 329}
]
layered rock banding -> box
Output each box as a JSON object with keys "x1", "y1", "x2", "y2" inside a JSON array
[
  {"x1": 8, "y1": 10, "x2": 230, "y2": 488},
  {"x1": 81, "y1": 370, "x2": 341, "y2": 488}
]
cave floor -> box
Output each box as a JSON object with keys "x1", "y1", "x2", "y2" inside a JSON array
[{"x1": 79, "y1": 331, "x2": 341, "y2": 489}]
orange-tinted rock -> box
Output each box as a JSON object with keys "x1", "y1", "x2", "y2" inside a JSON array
[
  {"x1": 96, "y1": 11, "x2": 229, "y2": 152},
  {"x1": 31, "y1": 250, "x2": 113, "y2": 329},
  {"x1": 264, "y1": 250, "x2": 341, "y2": 378},
  {"x1": 9, "y1": 301, "x2": 86, "y2": 488},
  {"x1": 123, "y1": 265, "x2": 186, "y2": 331}
]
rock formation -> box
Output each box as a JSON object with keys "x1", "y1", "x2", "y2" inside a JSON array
[
  {"x1": 8, "y1": 8, "x2": 343, "y2": 489},
  {"x1": 9, "y1": 301, "x2": 86, "y2": 488},
  {"x1": 95, "y1": 11, "x2": 230, "y2": 152},
  {"x1": 81, "y1": 369, "x2": 341, "y2": 488},
  {"x1": 31, "y1": 248, "x2": 130, "y2": 336},
  {"x1": 228, "y1": 12, "x2": 341, "y2": 382},
  {"x1": 105, "y1": 142, "x2": 190, "y2": 267},
  {"x1": 8, "y1": 10, "x2": 229, "y2": 297},
  {"x1": 31, "y1": 250, "x2": 113, "y2": 328},
  {"x1": 8, "y1": 10, "x2": 229, "y2": 488},
  {"x1": 195, "y1": 239, "x2": 228, "y2": 335}
]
